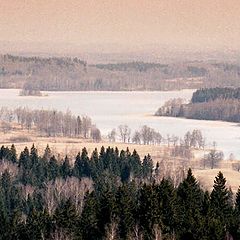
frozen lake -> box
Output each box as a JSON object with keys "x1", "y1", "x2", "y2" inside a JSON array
[{"x1": 0, "y1": 89, "x2": 239, "y2": 158}]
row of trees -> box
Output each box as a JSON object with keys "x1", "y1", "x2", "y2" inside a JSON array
[
  {"x1": 108, "y1": 125, "x2": 205, "y2": 150},
  {"x1": 191, "y1": 87, "x2": 240, "y2": 103},
  {"x1": 108, "y1": 125, "x2": 163, "y2": 145},
  {"x1": 0, "y1": 107, "x2": 101, "y2": 141},
  {"x1": 0, "y1": 144, "x2": 239, "y2": 239}
]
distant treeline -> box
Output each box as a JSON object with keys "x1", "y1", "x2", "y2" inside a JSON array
[
  {"x1": 0, "y1": 107, "x2": 101, "y2": 141},
  {"x1": 2, "y1": 54, "x2": 240, "y2": 91},
  {"x1": 155, "y1": 87, "x2": 240, "y2": 123},
  {"x1": 191, "y1": 87, "x2": 240, "y2": 103},
  {"x1": 93, "y1": 62, "x2": 168, "y2": 72},
  {"x1": 0, "y1": 144, "x2": 238, "y2": 239}
]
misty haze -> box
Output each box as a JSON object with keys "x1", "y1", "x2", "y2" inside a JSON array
[{"x1": 0, "y1": 1, "x2": 240, "y2": 239}]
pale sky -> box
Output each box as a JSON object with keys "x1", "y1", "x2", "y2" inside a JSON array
[{"x1": 1, "y1": 0, "x2": 240, "y2": 52}]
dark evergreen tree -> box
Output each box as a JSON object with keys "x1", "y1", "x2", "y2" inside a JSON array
[
  {"x1": 116, "y1": 183, "x2": 137, "y2": 239},
  {"x1": 54, "y1": 199, "x2": 78, "y2": 237},
  {"x1": 130, "y1": 149, "x2": 142, "y2": 178},
  {"x1": 60, "y1": 155, "x2": 72, "y2": 179},
  {"x1": 74, "y1": 148, "x2": 91, "y2": 178},
  {"x1": 155, "y1": 178, "x2": 176, "y2": 237},
  {"x1": 209, "y1": 171, "x2": 232, "y2": 239},
  {"x1": 43, "y1": 144, "x2": 51, "y2": 161},
  {"x1": 80, "y1": 191, "x2": 101, "y2": 240},
  {"x1": 142, "y1": 154, "x2": 154, "y2": 179},
  {"x1": 10, "y1": 144, "x2": 17, "y2": 163},
  {"x1": 176, "y1": 168, "x2": 204, "y2": 240},
  {"x1": 48, "y1": 155, "x2": 59, "y2": 181},
  {"x1": 138, "y1": 184, "x2": 158, "y2": 240}
]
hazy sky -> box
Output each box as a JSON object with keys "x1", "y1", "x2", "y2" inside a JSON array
[{"x1": 1, "y1": 0, "x2": 240, "y2": 52}]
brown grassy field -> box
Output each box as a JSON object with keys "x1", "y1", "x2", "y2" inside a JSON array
[
  {"x1": 1, "y1": 122, "x2": 240, "y2": 192},
  {"x1": 0, "y1": 122, "x2": 166, "y2": 162}
]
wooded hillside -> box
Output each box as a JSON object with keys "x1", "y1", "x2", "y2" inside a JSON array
[
  {"x1": 1, "y1": 54, "x2": 240, "y2": 91},
  {"x1": 155, "y1": 87, "x2": 240, "y2": 123}
]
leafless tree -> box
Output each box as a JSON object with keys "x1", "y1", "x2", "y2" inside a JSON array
[
  {"x1": 132, "y1": 131, "x2": 141, "y2": 144},
  {"x1": 44, "y1": 177, "x2": 93, "y2": 215},
  {"x1": 1, "y1": 121, "x2": 12, "y2": 134},
  {"x1": 82, "y1": 116, "x2": 92, "y2": 138},
  {"x1": 50, "y1": 228, "x2": 73, "y2": 240},
  {"x1": 0, "y1": 107, "x2": 100, "y2": 141},
  {"x1": 108, "y1": 128, "x2": 117, "y2": 142},
  {"x1": 91, "y1": 126, "x2": 101, "y2": 142},
  {"x1": 105, "y1": 219, "x2": 119, "y2": 240},
  {"x1": 153, "y1": 224, "x2": 162, "y2": 240},
  {"x1": 129, "y1": 224, "x2": 143, "y2": 240},
  {"x1": 0, "y1": 160, "x2": 19, "y2": 177},
  {"x1": 203, "y1": 149, "x2": 224, "y2": 169},
  {"x1": 20, "y1": 184, "x2": 35, "y2": 201},
  {"x1": 118, "y1": 125, "x2": 131, "y2": 143}
]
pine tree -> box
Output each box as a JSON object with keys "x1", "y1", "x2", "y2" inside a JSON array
[
  {"x1": 90, "y1": 148, "x2": 99, "y2": 179},
  {"x1": 18, "y1": 147, "x2": 30, "y2": 169},
  {"x1": 80, "y1": 191, "x2": 101, "y2": 240},
  {"x1": 142, "y1": 154, "x2": 154, "y2": 180},
  {"x1": 74, "y1": 148, "x2": 91, "y2": 178},
  {"x1": 1, "y1": 170, "x2": 12, "y2": 214},
  {"x1": 26, "y1": 209, "x2": 52, "y2": 240},
  {"x1": 236, "y1": 187, "x2": 240, "y2": 212},
  {"x1": 130, "y1": 149, "x2": 142, "y2": 178},
  {"x1": 10, "y1": 144, "x2": 17, "y2": 163},
  {"x1": 97, "y1": 187, "x2": 118, "y2": 237},
  {"x1": 176, "y1": 168, "x2": 204, "y2": 240},
  {"x1": 155, "y1": 178, "x2": 176, "y2": 237},
  {"x1": 48, "y1": 155, "x2": 59, "y2": 180},
  {"x1": 209, "y1": 171, "x2": 232, "y2": 239},
  {"x1": 43, "y1": 144, "x2": 51, "y2": 161},
  {"x1": 54, "y1": 199, "x2": 78, "y2": 237},
  {"x1": 138, "y1": 183, "x2": 158, "y2": 240},
  {"x1": 0, "y1": 190, "x2": 8, "y2": 239},
  {"x1": 60, "y1": 155, "x2": 72, "y2": 179},
  {"x1": 210, "y1": 171, "x2": 232, "y2": 219},
  {"x1": 116, "y1": 183, "x2": 137, "y2": 239}
]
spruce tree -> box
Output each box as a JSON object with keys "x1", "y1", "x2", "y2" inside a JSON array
[
  {"x1": 142, "y1": 154, "x2": 154, "y2": 180},
  {"x1": 61, "y1": 155, "x2": 72, "y2": 179},
  {"x1": 138, "y1": 184, "x2": 158, "y2": 240},
  {"x1": 130, "y1": 149, "x2": 142, "y2": 178},
  {"x1": 80, "y1": 191, "x2": 101, "y2": 240},
  {"x1": 10, "y1": 144, "x2": 17, "y2": 163},
  {"x1": 155, "y1": 178, "x2": 176, "y2": 237},
  {"x1": 236, "y1": 187, "x2": 240, "y2": 212},
  {"x1": 116, "y1": 183, "x2": 137, "y2": 239},
  {"x1": 176, "y1": 168, "x2": 204, "y2": 240},
  {"x1": 54, "y1": 199, "x2": 78, "y2": 236},
  {"x1": 210, "y1": 171, "x2": 232, "y2": 219},
  {"x1": 43, "y1": 144, "x2": 51, "y2": 161},
  {"x1": 48, "y1": 155, "x2": 59, "y2": 180}
]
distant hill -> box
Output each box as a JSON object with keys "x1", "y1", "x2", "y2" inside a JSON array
[{"x1": 1, "y1": 54, "x2": 240, "y2": 91}]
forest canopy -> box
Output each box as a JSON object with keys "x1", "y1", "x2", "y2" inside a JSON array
[{"x1": 0, "y1": 144, "x2": 238, "y2": 239}]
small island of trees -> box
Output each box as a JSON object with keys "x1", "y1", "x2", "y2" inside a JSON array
[{"x1": 19, "y1": 83, "x2": 42, "y2": 96}]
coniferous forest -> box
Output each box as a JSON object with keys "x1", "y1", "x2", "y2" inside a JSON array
[{"x1": 0, "y1": 144, "x2": 239, "y2": 240}]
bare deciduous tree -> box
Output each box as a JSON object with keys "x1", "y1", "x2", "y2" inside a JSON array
[
  {"x1": 118, "y1": 125, "x2": 131, "y2": 143},
  {"x1": 108, "y1": 128, "x2": 117, "y2": 142}
]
